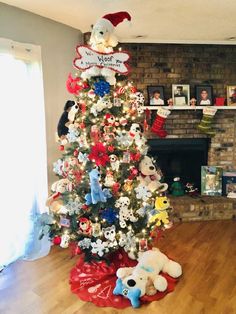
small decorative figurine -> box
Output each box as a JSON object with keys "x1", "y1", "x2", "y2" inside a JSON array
[
  {"x1": 185, "y1": 182, "x2": 198, "y2": 196},
  {"x1": 170, "y1": 177, "x2": 185, "y2": 196}
]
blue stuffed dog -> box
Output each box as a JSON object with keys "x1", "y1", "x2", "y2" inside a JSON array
[{"x1": 85, "y1": 168, "x2": 111, "y2": 205}]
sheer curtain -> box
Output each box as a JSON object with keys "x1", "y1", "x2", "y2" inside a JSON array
[{"x1": 0, "y1": 38, "x2": 49, "y2": 268}]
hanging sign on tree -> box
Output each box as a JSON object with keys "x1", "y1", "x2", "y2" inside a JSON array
[{"x1": 73, "y1": 45, "x2": 131, "y2": 75}]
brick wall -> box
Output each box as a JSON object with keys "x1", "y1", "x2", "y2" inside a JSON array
[
  {"x1": 120, "y1": 43, "x2": 236, "y2": 170},
  {"x1": 121, "y1": 43, "x2": 236, "y2": 97}
]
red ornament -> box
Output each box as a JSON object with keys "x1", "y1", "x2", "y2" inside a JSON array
[
  {"x1": 74, "y1": 170, "x2": 83, "y2": 184},
  {"x1": 112, "y1": 183, "x2": 120, "y2": 194},
  {"x1": 82, "y1": 204, "x2": 89, "y2": 210},
  {"x1": 73, "y1": 149, "x2": 79, "y2": 157},
  {"x1": 88, "y1": 142, "x2": 110, "y2": 167},
  {"x1": 80, "y1": 102, "x2": 86, "y2": 113},
  {"x1": 108, "y1": 145, "x2": 115, "y2": 152},
  {"x1": 53, "y1": 236, "x2": 61, "y2": 245},
  {"x1": 131, "y1": 152, "x2": 141, "y2": 161},
  {"x1": 80, "y1": 122, "x2": 86, "y2": 129},
  {"x1": 129, "y1": 167, "x2": 139, "y2": 179},
  {"x1": 116, "y1": 86, "x2": 125, "y2": 95},
  {"x1": 82, "y1": 81, "x2": 89, "y2": 89},
  {"x1": 90, "y1": 125, "x2": 101, "y2": 143},
  {"x1": 130, "y1": 86, "x2": 137, "y2": 93},
  {"x1": 59, "y1": 145, "x2": 64, "y2": 151}
]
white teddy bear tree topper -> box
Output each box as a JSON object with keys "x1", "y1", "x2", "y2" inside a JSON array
[{"x1": 80, "y1": 11, "x2": 131, "y2": 85}]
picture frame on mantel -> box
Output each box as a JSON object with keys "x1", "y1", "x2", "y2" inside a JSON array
[
  {"x1": 147, "y1": 85, "x2": 165, "y2": 105},
  {"x1": 227, "y1": 85, "x2": 236, "y2": 106},
  {"x1": 195, "y1": 85, "x2": 213, "y2": 106},
  {"x1": 201, "y1": 166, "x2": 223, "y2": 196},
  {"x1": 172, "y1": 84, "x2": 190, "y2": 106}
]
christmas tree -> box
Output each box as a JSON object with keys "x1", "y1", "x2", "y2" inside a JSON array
[{"x1": 46, "y1": 12, "x2": 170, "y2": 262}]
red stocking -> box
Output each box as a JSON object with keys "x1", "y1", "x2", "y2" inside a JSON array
[{"x1": 151, "y1": 108, "x2": 171, "y2": 138}]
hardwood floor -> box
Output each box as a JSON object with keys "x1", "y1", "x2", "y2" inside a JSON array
[{"x1": 1, "y1": 221, "x2": 236, "y2": 314}]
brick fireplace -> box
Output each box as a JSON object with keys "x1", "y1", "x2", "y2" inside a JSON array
[
  {"x1": 146, "y1": 120, "x2": 236, "y2": 222},
  {"x1": 148, "y1": 137, "x2": 209, "y2": 190},
  {"x1": 119, "y1": 42, "x2": 236, "y2": 221},
  {"x1": 147, "y1": 110, "x2": 236, "y2": 170}
]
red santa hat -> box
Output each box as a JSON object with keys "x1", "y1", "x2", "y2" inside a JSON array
[{"x1": 102, "y1": 11, "x2": 131, "y2": 27}]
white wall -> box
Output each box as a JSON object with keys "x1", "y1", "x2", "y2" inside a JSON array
[{"x1": 0, "y1": 2, "x2": 82, "y2": 187}]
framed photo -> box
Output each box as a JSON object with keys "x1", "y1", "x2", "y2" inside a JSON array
[
  {"x1": 227, "y1": 86, "x2": 236, "y2": 106},
  {"x1": 222, "y1": 171, "x2": 236, "y2": 196},
  {"x1": 195, "y1": 85, "x2": 213, "y2": 106},
  {"x1": 147, "y1": 86, "x2": 165, "y2": 105},
  {"x1": 172, "y1": 84, "x2": 190, "y2": 106},
  {"x1": 201, "y1": 166, "x2": 223, "y2": 196}
]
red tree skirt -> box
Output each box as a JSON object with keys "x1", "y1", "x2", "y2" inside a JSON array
[{"x1": 69, "y1": 249, "x2": 178, "y2": 308}]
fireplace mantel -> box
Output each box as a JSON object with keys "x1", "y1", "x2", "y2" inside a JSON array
[{"x1": 144, "y1": 106, "x2": 236, "y2": 110}]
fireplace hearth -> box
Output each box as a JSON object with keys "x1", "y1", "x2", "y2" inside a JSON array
[{"x1": 148, "y1": 138, "x2": 210, "y2": 191}]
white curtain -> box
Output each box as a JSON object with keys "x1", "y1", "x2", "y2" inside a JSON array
[{"x1": 0, "y1": 38, "x2": 49, "y2": 268}]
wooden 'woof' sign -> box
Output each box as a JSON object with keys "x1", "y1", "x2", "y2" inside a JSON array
[{"x1": 73, "y1": 45, "x2": 131, "y2": 75}]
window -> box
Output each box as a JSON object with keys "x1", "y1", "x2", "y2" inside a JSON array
[{"x1": 0, "y1": 38, "x2": 48, "y2": 268}]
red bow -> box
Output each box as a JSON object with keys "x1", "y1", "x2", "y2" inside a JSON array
[{"x1": 140, "y1": 173, "x2": 156, "y2": 181}]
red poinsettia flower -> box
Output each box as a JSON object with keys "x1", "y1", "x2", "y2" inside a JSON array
[
  {"x1": 88, "y1": 142, "x2": 110, "y2": 167},
  {"x1": 66, "y1": 73, "x2": 88, "y2": 94}
]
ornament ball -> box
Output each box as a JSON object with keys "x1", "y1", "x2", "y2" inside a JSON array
[{"x1": 53, "y1": 236, "x2": 61, "y2": 245}]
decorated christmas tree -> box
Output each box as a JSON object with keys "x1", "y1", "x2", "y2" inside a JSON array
[{"x1": 45, "y1": 12, "x2": 182, "y2": 308}]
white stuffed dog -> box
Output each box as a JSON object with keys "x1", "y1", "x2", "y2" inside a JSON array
[
  {"x1": 90, "y1": 97, "x2": 112, "y2": 116},
  {"x1": 137, "y1": 156, "x2": 168, "y2": 192},
  {"x1": 81, "y1": 12, "x2": 131, "y2": 85},
  {"x1": 115, "y1": 196, "x2": 137, "y2": 228},
  {"x1": 116, "y1": 248, "x2": 182, "y2": 296}
]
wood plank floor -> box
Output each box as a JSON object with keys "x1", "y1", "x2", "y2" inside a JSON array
[{"x1": 1, "y1": 221, "x2": 236, "y2": 314}]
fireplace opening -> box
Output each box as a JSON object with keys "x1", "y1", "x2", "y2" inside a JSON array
[{"x1": 148, "y1": 138, "x2": 210, "y2": 191}]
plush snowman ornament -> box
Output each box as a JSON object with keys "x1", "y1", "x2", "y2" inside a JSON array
[{"x1": 81, "y1": 12, "x2": 131, "y2": 85}]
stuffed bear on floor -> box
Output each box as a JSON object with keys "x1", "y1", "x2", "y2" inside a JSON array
[{"x1": 113, "y1": 248, "x2": 182, "y2": 308}]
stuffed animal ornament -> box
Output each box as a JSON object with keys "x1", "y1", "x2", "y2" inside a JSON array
[
  {"x1": 85, "y1": 168, "x2": 112, "y2": 205},
  {"x1": 102, "y1": 225, "x2": 118, "y2": 247},
  {"x1": 115, "y1": 196, "x2": 137, "y2": 228},
  {"x1": 137, "y1": 156, "x2": 168, "y2": 192},
  {"x1": 90, "y1": 97, "x2": 112, "y2": 116},
  {"x1": 113, "y1": 248, "x2": 182, "y2": 308},
  {"x1": 57, "y1": 100, "x2": 76, "y2": 145},
  {"x1": 81, "y1": 12, "x2": 131, "y2": 85},
  {"x1": 149, "y1": 195, "x2": 170, "y2": 226}
]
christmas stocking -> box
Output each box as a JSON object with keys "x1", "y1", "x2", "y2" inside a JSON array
[
  {"x1": 197, "y1": 107, "x2": 217, "y2": 137},
  {"x1": 151, "y1": 108, "x2": 171, "y2": 138}
]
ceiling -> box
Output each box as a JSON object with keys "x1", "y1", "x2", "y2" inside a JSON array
[{"x1": 2, "y1": 0, "x2": 236, "y2": 44}]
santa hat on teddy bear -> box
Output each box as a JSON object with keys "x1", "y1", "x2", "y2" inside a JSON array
[{"x1": 95, "y1": 11, "x2": 131, "y2": 30}]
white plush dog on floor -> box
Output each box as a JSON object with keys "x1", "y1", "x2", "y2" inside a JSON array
[{"x1": 116, "y1": 248, "x2": 182, "y2": 296}]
